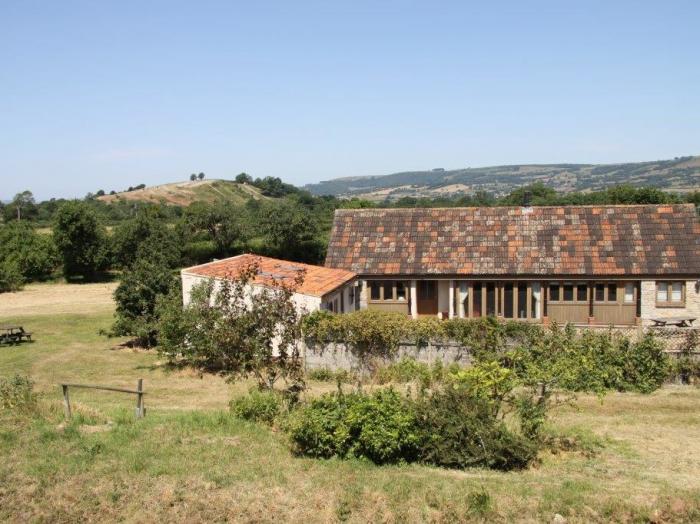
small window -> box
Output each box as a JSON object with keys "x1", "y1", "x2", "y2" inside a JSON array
[
  {"x1": 562, "y1": 283, "x2": 574, "y2": 301},
  {"x1": 576, "y1": 284, "x2": 587, "y2": 302},
  {"x1": 396, "y1": 281, "x2": 407, "y2": 301},
  {"x1": 383, "y1": 281, "x2": 394, "y2": 301},
  {"x1": 549, "y1": 283, "x2": 560, "y2": 301},
  {"x1": 672, "y1": 282, "x2": 683, "y2": 302},
  {"x1": 370, "y1": 282, "x2": 380, "y2": 300},
  {"x1": 656, "y1": 283, "x2": 668, "y2": 302},
  {"x1": 624, "y1": 283, "x2": 635, "y2": 303},
  {"x1": 595, "y1": 284, "x2": 605, "y2": 302},
  {"x1": 607, "y1": 284, "x2": 617, "y2": 302}
]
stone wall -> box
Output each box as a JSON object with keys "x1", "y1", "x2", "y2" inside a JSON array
[{"x1": 640, "y1": 280, "x2": 700, "y2": 326}]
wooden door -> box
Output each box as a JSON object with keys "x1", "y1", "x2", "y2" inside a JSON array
[{"x1": 417, "y1": 280, "x2": 438, "y2": 316}]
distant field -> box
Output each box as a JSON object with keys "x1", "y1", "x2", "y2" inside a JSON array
[
  {"x1": 97, "y1": 179, "x2": 267, "y2": 206},
  {"x1": 1, "y1": 283, "x2": 699, "y2": 522}
]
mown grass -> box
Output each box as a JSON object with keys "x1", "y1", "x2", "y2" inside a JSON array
[{"x1": 1, "y1": 283, "x2": 700, "y2": 522}]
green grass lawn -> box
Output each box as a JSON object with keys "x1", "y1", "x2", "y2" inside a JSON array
[{"x1": 1, "y1": 284, "x2": 700, "y2": 522}]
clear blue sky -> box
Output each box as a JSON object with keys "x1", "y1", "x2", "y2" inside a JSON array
[{"x1": 1, "y1": 1, "x2": 698, "y2": 200}]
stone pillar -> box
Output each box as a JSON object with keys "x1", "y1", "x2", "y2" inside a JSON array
[
  {"x1": 410, "y1": 280, "x2": 418, "y2": 319},
  {"x1": 359, "y1": 280, "x2": 368, "y2": 310}
]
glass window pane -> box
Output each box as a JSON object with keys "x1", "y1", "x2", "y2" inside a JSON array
[
  {"x1": 370, "y1": 282, "x2": 380, "y2": 300},
  {"x1": 396, "y1": 281, "x2": 406, "y2": 301},
  {"x1": 549, "y1": 283, "x2": 560, "y2": 301},
  {"x1": 473, "y1": 283, "x2": 482, "y2": 317},
  {"x1": 657, "y1": 282, "x2": 668, "y2": 302},
  {"x1": 563, "y1": 283, "x2": 574, "y2": 301},
  {"x1": 595, "y1": 284, "x2": 605, "y2": 301},
  {"x1": 607, "y1": 284, "x2": 617, "y2": 302},
  {"x1": 577, "y1": 284, "x2": 587, "y2": 302},
  {"x1": 517, "y1": 283, "x2": 527, "y2": 318},
  {"x1": 503, "y1": 283, "x2": 514, "y2": 318},
  {"x1": 531, "y1": 282, "x2": 541, "y2": 319},
  {"x1": 672, "y1": 282, "x2": 683, "y2": 302},
  {"x1": 383, "y1": 281, "x2": 393, "y2": 301},
  {"x1": 486, "y1": 283, "x2": 496, "y2": 316},
  {"x1": 624, "y1": 283, "x2": 634, "y2": 303}
]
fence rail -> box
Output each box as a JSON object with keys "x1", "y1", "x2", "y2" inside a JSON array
[{"x1": 59, "y1": 379, "x2": 145, "y2": 420}]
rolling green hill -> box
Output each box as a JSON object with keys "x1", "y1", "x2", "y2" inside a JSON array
[
  {"x1": 305, "y1": 155, "x2": 700, "y2": 201},
  {"x1": 97, "y1": 179, "x2": 267, "y2": 206}
]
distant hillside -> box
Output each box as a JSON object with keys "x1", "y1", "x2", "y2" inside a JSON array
[
  {"x1": 98, "y1": 179, "x2": 267, "y2": 206},
  {"x1": 305, "y1": 155, "x2": 700, "y2": 201}
]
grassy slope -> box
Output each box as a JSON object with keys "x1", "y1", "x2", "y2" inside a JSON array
[
  {"x1": 1, "y1": 284, "x2": 700, "y2": 522},
  {"x1": 97, "y1": 179, "x2": 267, "y2": 207}
]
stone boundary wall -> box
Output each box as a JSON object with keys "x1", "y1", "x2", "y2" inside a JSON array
[{"x1": 303, "y1": 327, "x2": 700, "y2": 371}]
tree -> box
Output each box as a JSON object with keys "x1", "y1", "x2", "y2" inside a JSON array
[
  {"x1": 157, "y1": 261, "x2": 305, "y2": 390},
  {"x1": 235, "y1": 172, "x2": 253, "y2": 184},
  {"x1": 181, "y1": 202, "x2": 245, "y2": 256},
  {"x1": 258, "y1": 200, "x2": 324, "y2": 262},
  {"x1": 0, "y1": 222, "x2": 59, "y2": 281},
  {"x1": 190, "y1": 174, "x2": 197, "y2": 181},
  {"x1": 198, "y1": 172, "x2": 205, "y2": 180},
  {"x1": 52, "y1": 201, "x2": 108, "y2": 278},
  {"x1": 111, "y1": 256, "x2": 178, "y2": 347},
  {"x1": 111, "y1": 209, "x2": 182, "y2": 269},
  {"x1": 3, "y1": 191, "x2": 37, "y2": 222}
]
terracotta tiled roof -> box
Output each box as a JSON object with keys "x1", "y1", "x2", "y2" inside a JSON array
[
  {"x1": 183, "y1": 254, "x2": 355, "y2": 297},
  {"x1": 325, "y1": 204, "x2": 700, "y2": 277}
]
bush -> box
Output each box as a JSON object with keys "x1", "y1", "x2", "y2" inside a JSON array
[
  {"x1": 230, "y1": 389, "x2": 282, "y2": 425},
  {"x1": 286, "y1": 389, "x2": 420, "y2": 464},
  {"x1": 307, "y1": 367, "x2": 353, "y2": 383},
  {"x1": 0, "y1": 259, "x2": 24, "y2": 293},
  {"x1": 414, "y1": 388, "x2": 537, "y2": 470},
  {"x1": 0, "y1": 375, "x2": 37, "y2": 412},
  {"x1": 285, "y1": 387, "x2": 539, "y2": 470}
]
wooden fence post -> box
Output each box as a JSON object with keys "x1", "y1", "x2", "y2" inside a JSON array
[
  {"x1": 62, "y1": 385, "x2": 72, "y2": 419},
  {"x1": 135, "y1": 379, "x2": 144, "y2": 418}
]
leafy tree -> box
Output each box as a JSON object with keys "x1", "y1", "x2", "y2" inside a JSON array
[
  {"x1": 258, "y1": 200, "x2": 324, "y2": 262},
  {"x1": 198, "y1": 172, "x2": 205, "y2": 180},
  {"x1": 52, "y1": 201, "x2": 108, "y2": 278},
  {"x1": 157, "y1": 261, "x2": 305, "y2": 390},
  {"x1": 112, "y1": 256, "x2": 178, "y2": 347},
  {"x1": 3, "y1": 191, "x2": 37, "y2": 222},
  {"x1": 235, "y1": 172, "x2": 253, "y2": 184},
  {"x1": 181, "y1": 202, "x2": 245, "y2": 257},
  {"x1": 0, "y1": 259, "x2": 23, "y2": 293},
  {"x1": 190, "y1": 174, "x2": 197, "y2": 181},
  {"x1": 111, "y1": 209, "x2": 182, "y2": 268},
  {"x1": 0, "y1": 221, "x2": 59, "y2": 281}
]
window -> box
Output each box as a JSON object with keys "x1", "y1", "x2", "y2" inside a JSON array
[
  {"x1": 549, "y1": 282, "x2": 560, "y2": 301},
  {"x1": 486, "y1": 283, "x2": 496, "y2": 316},
  {"x1": 624, "y1": 283, "x2": 635, "y2": 303},
  {"x1": 607, "y1": 284, "x2": 617, "y2": 302},
  {"x1": 396, "y1": 281, "x2": 407, "y2": 301},
  {"x1": 370, "y1": 282, "x2": 380, "y2": 300},
  {"x1": 473, "y1": 283, "x2": 482, "y2": 317},
  {"x1": 595, "y1": 284, "x2": 605, "y2": 302},
  {"x1": 657, "y1": 281, "x2": 685, "y2": 306},
  {"x1": 577, "y1": 284, "x2": 588, "y2": 302},
  {"x1": 382, "y1": 281, "x2": 394, "y2": 301},
  {"x1": 503, "y1": 283, "x2": 514, "y2": 318},
  {"x1": 419, "y1": 280, "x2": 436, "y2": 300},
  {"x1": 348, "y1": 286, "x2": 355, "y2": 305},
  {"x1": 517, "y1": 282, "x2": 527, "y2": 318},
  {"x1": 563, "y1": 283, "x2": 574, "y2": 301}
]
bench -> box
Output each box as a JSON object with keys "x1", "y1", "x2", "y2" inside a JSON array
[
  {"x1": 650, "y1": 317, "x2": 696, "y2": 328},
  {"x1": 0, "y1": 326, "x2": 33, "y2": 344}
]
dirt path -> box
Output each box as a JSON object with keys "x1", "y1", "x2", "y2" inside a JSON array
[{"x1": 0, "y1": 282, "x2": 117, "y2": 317}]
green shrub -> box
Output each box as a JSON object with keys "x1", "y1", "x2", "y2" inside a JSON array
[
  {"x1": 230, "y1": 389, "x2": 282, "y2": 425},
  {"x1": 285, "y1": 387, "x2": 538, "y2": 470},
  {"x1": 307, "y1": 367, "x2": 352, "y2": 383},
  {"x1": 286, "y1": 389, "x2": 420, "y2": 464},
  {"x1": 0, "y1": 375, "x2": 37, "y2": 412},
  {"x1": 0, "y1": 259, "x2": 24, "y2": 293}
]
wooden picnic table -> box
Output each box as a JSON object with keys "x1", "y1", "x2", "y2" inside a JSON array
[
  {"x1": 0, "y1": 325, "x2": 33, "y2": 344},
  {"x1": 649, "y1": 317, "x2": 696, "y2": 328}
]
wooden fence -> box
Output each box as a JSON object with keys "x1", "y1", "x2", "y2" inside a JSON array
[{"x1": 60, "y1": 379, "x2": 145, "y2": 420}]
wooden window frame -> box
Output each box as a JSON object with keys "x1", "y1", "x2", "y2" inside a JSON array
[
  {"x1": 593, "y1": 282, "x2": 622, "y2": 304},
  {"x1": 548, "y1": 281, "x2": 588, "y2": 304},
  {"x1": 656, "y1": 281, "x2": 686, "y2": 308},
  {"x1": 369, "y1": 280, "x2": 410, "y2": 303}
]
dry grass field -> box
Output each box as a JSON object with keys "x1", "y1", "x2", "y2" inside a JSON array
[{"x1": 1, "y1": 283, "x2": 700, "y2": 522}]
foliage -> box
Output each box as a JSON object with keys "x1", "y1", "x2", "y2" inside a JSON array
[
  {"x1": 52, "y1": 201, "x2": 108, "y2": 278},
  {"x1": 286, "y1": 386, "x2": 538, "y2": 470},
  {"x1": 181, "y1": 201, "x2": 245, "y2": 257},
  {"x1": 111, "y1": 256, "x2": 179, "y2": 347},
  {"x1": 157, "y1": 261, "x2": 305, "y2": 390},
  {"x1": 672, "y1": 331, "x2": 700, "y2": 384},
  {"x1": 0, "y1": 221, "x2": 59, "y2": 283},
  {"x1": 0, "y1": 259, "x2": 24, "y2": 293},
  {"x1": 307, "y1": 367, "x2": 353, "y2": 384},
  {"x1": 2, "y1": 191, "x2": 38, "y2": 222},
  {"x1": 374, "y1": 358, "x2": 459, "y2": 389},
  {"x1": 111, "y1": 208, "x2": 182, "y2": 269},
  {"x1": 0, "y1": 375, "x2": 37, "y2": 413},
  {"x1": 258, "y1": 199, "x2": 325, "y2": 263},
  {"x1": 230, "y1": 389, "x2": 282, "y2": 425},
  {"x1": 285, "y1": 389, "x2": 420, "y2": 464}
]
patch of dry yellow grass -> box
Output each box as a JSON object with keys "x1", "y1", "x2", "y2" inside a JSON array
[{"x1": 0, "y1": 281, "x2": 118, "y2": 317}]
